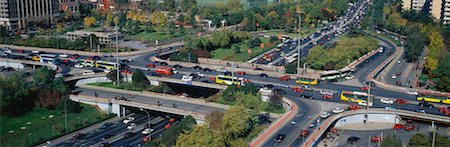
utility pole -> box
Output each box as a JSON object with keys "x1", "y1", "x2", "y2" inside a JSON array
[
  {"x1": 432, "y1": 121, "x2": 436, "y2": 147},
  {"x1": 365, "y1": 83, "x2": 371, "y2": 125},
  {"x1": 297, "y1": 15, "x2": 301, "y2": 77},
  {"x1": 64, "y1": 99, "x2": 68, "y2": 133},
  {"x1": 115, "y1": 22, "x2": 120, "y2": 86}
]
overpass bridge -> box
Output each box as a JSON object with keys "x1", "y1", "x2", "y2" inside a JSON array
[
  {"x1": 303, "y1": 108, "x2": 450, "y2": 147},
  {"x1": 0, "y1": 58, "x2": 57, "y2": 70}
]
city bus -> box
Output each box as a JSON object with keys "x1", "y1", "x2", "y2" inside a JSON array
[
  {"x1": 320, "y1": 68, "x2": 354, "y2": 81},
  {"x1": 39, "y1": 54, "x2": 58, "y2": 64},
  {"x1": 296, "y1": 78, "x2": 319, "y2": 85},
  {"x1": 95, "y1": 60, "x2": 118, "y2": 70},
  {"x1": 81, "y1": 60, "x2": 95, "y2": 67},
  {"x1": 340, "y1": 91, "x2": 371, "y2": 103},
  {"x1": 216, "y1": 75, "x2": 247, "y2": 86},
  {"x1": 416, "y1": 92, "x2": 450, "y2": 105}
]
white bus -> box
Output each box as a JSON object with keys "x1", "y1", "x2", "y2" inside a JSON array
[{"x1": 39, "y1": 54, "x2": 58, "y2": 64}]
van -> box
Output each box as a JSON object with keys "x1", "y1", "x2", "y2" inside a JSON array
[{"x1": 82, "y1": 70, "x2": 95, "y2": 76}]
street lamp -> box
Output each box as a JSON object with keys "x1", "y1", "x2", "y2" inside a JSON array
[
  {"x1": 140, "y1": 108, "x2": 150, "y2": 126},
  {"x1": 115, "y1": 19, "x2": 120, "y2": 86},
  {"x1": 64, "y1": 98, "x2": 68, "y2": 133}
]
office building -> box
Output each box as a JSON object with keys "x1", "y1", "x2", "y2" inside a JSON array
[
  {"x1": 0, "y1": 0, "x2": 59, "y2": 30},
  {"x1": 402, "y1": 0, "x2": 450, "y2": 24},
  {"x1": 65, "y1": 30, "x2": 123, "y2": 45}
]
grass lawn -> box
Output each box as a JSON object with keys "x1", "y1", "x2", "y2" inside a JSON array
[
  {"x1": 263, "y1": 28, "x2": 315, "y2": 38},
  {"x1": 125, "y1": 32, "x2": 173, "y2": 41},
  {"x1": 88, "y1": 82, "x2": 150, "y2": 91},
  {"x1": 0, "y1": 104, "x2": 110, "y2": 146},
  {"x1": 211, "y1": 37, "x2": 278, "y2": 62}
]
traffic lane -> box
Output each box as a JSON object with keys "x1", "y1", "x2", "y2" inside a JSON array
[
  {"x1": 126, "y1": 119, "x2": 171, "y2": 146},
  {"x1": 111, "y1": 117, "x2": 168, "y2": 146},
  {"x1": 74, "y1": 87, "x2": 225, "y2": 114}
]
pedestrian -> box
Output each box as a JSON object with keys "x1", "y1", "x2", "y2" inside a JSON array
[{"x1": 94, "y1": 92, "x2": 98, "y2": 98}]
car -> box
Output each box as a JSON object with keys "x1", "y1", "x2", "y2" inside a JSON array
[
  {"x1": 223, "y1": 72, "x2": 232, "y2": 76},
  {"x1": 120, "y1": 69, "x2": 133, "y2": 75},
  {"x1": 416, "y1": 109, "x2": 426, "y2": 113},
  {"x1": 146, "y1": 63, "x2": 155, "y2": 68},
  {"x1": 395, "y1": 99, "x2": 408, "y2": 105},
  {"x1": 404, "y1": 124, "x2": 415, "y2": 131},
  {"x1": 202, "y1": 68, "x2": 212, "y2": 72},
  {"x1": 358, "y1": 101, "x2": 374, "y2": 107},
  {"x1": 396, "y1": 71, "x2": 401, "y2": 76},
  {"x1": 274, "y1": 134, "x2": 286, "y2": 143},
  {"x1": 279, "y1": 75, "x2": 290, "y2": 81},
  {"x1": 291, "y1": 121, "x2": 297, "y2": 125},
  {"x1": 217, "y1": 68, "x2": 228, "y2": 73},
  {"x1": 169, "y1": 118, "x2": 176, "y2": 123},
  {"x1": 397, "y1": 60, "x2": 401, "y2": 64},
  {"x1": 407, "y1": 91, "x2": 418, "y2": 95},
  {"x1": 263, "y1": 84, "x2": 275, "y2": 90},
  {"x1": 143, "y1": 135, "x2": 151, "y2": 143},
  {"x1": 345, "y1": 75, "x2": 355, "y2": 80},
  {"x1": 301, "y1": 93, "x2": 313, "y2": 99},
  {"x1": 393, "y1": 124, "x2": 404, "y2": 130},
  {"x1": 348, "y1": 105, "x2": 361, "y2": 110},
  {"x1": 124, "y1": 132, "x2": 135, "y2": 138},
  {"x1": 31, "y1": 50, "x2": 39, "y2": 54},
  {"x1": 123, "y1": 117, "x2": 135, "y2": 124},
  {"x1": 333, "y1": 107, "x2": 345, "y2": 113},
  {"x1": 360, "y1": 86, "x2": 369, "y2": 91},
  {"x1": 142, "y1": 128, "x2": 154, "y2": 135},
  {"x1": 172, "y1": 64, "x2": 183, "y2": 69},
  {"x1": 320, "y1": 112, "x2": 331, "y2": 119},
  {"x1": 3, "y1": 49, "x2": 12, "y2": 54},
  {"x1": 380, "y1": 98, "x2": 394, "y2": 104},
  {"x1": 189, "y1": 73, "x2": 202, "y2": 79},
  {"x1": 384, "y1": 106, "x2": 397, "y2": 111},
  {"x1": 391, "y1": 74, "x2": 396, "y2": 79},
  {"x1": 254, "y1": 67, "x2": 263, "y2": 70},
  {"x1": 274, "y1": 88, "x2": 286, "y2": 94},
  {"x1": 149, "y1": 71, "x2": 161, "y2": 77},
  {"x1": 17, "y1": 49, "x2": 24, "y2": 53},
  {"x1": 439, "y1": 107, "x2": 450, "y2": 115},
  {"x1": 371, "y1": 135, "x2": 382, "y2": 142},
  {"x1": 322, "y1": 94, "x2": 333, "y2": 99},
  {"x1": 292, "y1": 87, "x2": 305, "y2": 93},
  {"x1": 74, "y1": 64, "x2": 84, "y2": 68},
  {"x1": 192, "y1": 66, "x2": 202, "y2": 70},
  {"x1": 347, "y1": 136, "x2": 360, "y2": 144},
  {"x1": 72, "y1": 133, "x2": 86, "y2": 140},
  {"x1": 101, "y1": 133, "x2": 114, "y2": 140},
  {"x1": 300, "y1": 130, "x2": 310, "y2": 137},
  {"x1": 302, "y1": 85, "x2": 313, "y2": 91},
  {"x1": 59, "y1": 54, "x2": 68, "y2": 58},
  {"x1": 308, "y1": 123, "x2": 315, "y2": 128},
  {"x1": 257, "y1": 73, "x2": 268, "y2": 78},
  {"x1": 82, "y1": 70, "x2": 95, "y2": 76},
  {"x1": 164, "y1": 123, "x2": 171, "y2": 129},
  {"x1": 160, "y1": 62, "x2": 168, "y2": 66},
  {"x1": 101, "y1": 122, "x2": 113, "y2": 129},
  {"x1": 127, "y1": 123, "x2": 137, "y2": 130},
  {"x1": 182, "y1": 75, "x2": 193, "y2": 81},
  {"x1": 418, "y1": 101, "x2": 434, "y2": 108},
  {"x1": 55, "y1": 73, "x2": 63, "y2": 78},
  {"x1": 236, "y1": 71, "x2": 246, "y2": 75}
]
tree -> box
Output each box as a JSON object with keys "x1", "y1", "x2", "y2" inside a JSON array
[
  {"x1": 32, "y1": 67, "x2": 56, "y2": 87},
  {"x1": 83, "y1": 16, "x2": 96, "y2": 28},
  {"x1": 180, "y1": 0, "x2": 197, "y2": 12},
  {"x1": 105, "y1": 12, "x2": 114, "y2": 28},
  {"x1": 150, "y1": 11, "x2": 167, "y2": 26},
  {"x1": 205, "y1": 111, "x2": 224, "y2": 130},
  {"x1": 269, "y1": 91, "x2": 283, "y2": 111},
  {"x1": 176, "y1": 125, "x2": 225, "y2": 147},
  {"x1": 132, "y1": 70, "x2": 149, "y2": 87},
  {"x1": 160, "y1": 116, "x2": 196, "y2": 147},
  {"x1": 0, "y1": 73, "x2": 33, "y2": 116},
  {"x1": 424, "y1": 31, "x2": 446, "y2": 74},
  {"x1": 0, "y1": 26, "x2": 7, "y2": 43},
  {"x1": 79, "y1": 2, "x2": 94, "y2": 17},
  {"x1": 106, "y1": 71, "x2": 124, "y2": 84},
  {"x1": 233, "y1": 44, "x2": 241, "y2": 54},
  {"x1": 179, "y1": 25, "x2": 185, "y2": 34},
  {"x1": 433, "y1": 53, "x2": 450, "y2": 92},
  {"x1": 381, "y1": 134, "x2": 402, "y2": 147},
  {"x1": 269, "y1": 36, "x2": 279, "y2": 43},
  {"x1": 409, "y1": 133, "x2": 430, "y2": 146},
  {"x1": 221, "y1": 106, "x2": 255, "y2": 141},
  {"x1": 236, "y1": 92, "x2": 263, "y2": 112},
  {"x1": 56, "y1": 23, "x2": 64, "y2": 34}
]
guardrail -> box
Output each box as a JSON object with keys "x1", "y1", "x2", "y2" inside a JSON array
[{"x1": 303, "y1": 108, "x2": 450, "y2": 147}]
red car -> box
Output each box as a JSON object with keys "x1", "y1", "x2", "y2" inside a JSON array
[
  {"x1": 236, "y1": 71, "x2": 246, "y2": 75},
  {"x1": 299, "y1": 130, "x2": 310, "y2": 137},
  {"x1": 406, "y1": 119, "x2": 413, "y2": 123},
  {"x1": 146, "y1": 63, "x2": 155, "y2": 68},
  {"x1": 348, "y1": 105, "x2": 361, "y2": 110},
  {"x1": 395, "y1": 99, "x2": 408, "y2": 105},
  {"x1": 17, "y1": 49, "x2": 24, "y2": 53},
  {"x1": 279, "y1": 75, "x2": 291, "y2": 81},
  {"x1": 396, "y1": 71, "x2": 401, "y2": 76},
  {"x1": 143, "y1": 136, "x2": 150, "y2": 142},
  {"x1": 292, "y1": 87, "x2": 305, "y2": 93},
  {"x1": 169, "y1": 118, "x2": 176, "y2": 123},
  {"x1": 393, "y1": 124, "x2": 404, "y2": 130},
  {"x1": 322, "y1": 94, "x2": 333, "y2": 99},
  {"x1": 439, "y1": 107, "x2": 450, "y2": 115},
  {"x1": 360, "y1": 86, "x2": 369, "y2": 91},
  {"x1": 371, "y1": 136, "x2": 382, "y2": 142},
  {"x1": 164, "y1": 123, "x2": 171, "y2": 129},
  {"x1": 405, "y1": 124, "x2": 415, "y2": 131},
  {"x1": 243, "y1": 79, "x2": 251, "y2": 83},
  {"x1": 121, "y1": 69, "x2": 133, "y2": 75}
]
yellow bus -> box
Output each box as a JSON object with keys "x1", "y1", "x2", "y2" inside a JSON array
[
  {"x1": 216, "y1": 75, "x2": 247, "y2": 86},
  {"x1": 95, "y1": 60, "x2": 118, "y2": 70},
  {"x1": 417, "y1": 95, "x2": 450, "y2": 104},
  {"x1": 296, "y1": 78, "x2": 318, "y2": 85},
  {"x1": 340, "y1": 91, "x2": 370, "y2": 103}
]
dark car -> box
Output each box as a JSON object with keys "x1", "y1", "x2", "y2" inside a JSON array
[
  {"x1": 257, "y1": 73, "x2": 268, "y2": 78},
  {"x1": 101, "y1": 122, "x2": 113, "y2": 129},
  {"x1": 254, "y1": 67, "x2": 263, "y2": 70},
  {"x1": 172, "y1": 64, "x2": 183, "y2": 69},
  {"x1": 92, "y1": 69, "x2": 104, "y2": 73},
  {"x1": 223, "y1": 72, "x2": 232, "y2": 76},
  {"x1": 160, "y1": 62, "x2": 169, "y2": 66},
  {"x1": 123, "y1": 132, "x2": 135, "y2": 139},
  {"x1": 189, "y1": 73, "x2": 201, "y2": 79},
  {"x1": 274, "y1": 134, "x2": 286, "y2": 143},
  {"x1": 149, "y1": 71, "x2": 161, "y2": 77},
  {"x1": 201, "y1": 80, "x2": 210, "y2": 83},
  {"x1": 22, "y1": 72, "x2": 31, "y2": 77},
  {"x1": 192, "y1": 66, "x2": 202, "y2": 70},
  {"x1": 263, "y1": 84, "x2": 275, "y2": 89},
  {"x1": 274, "y1": 88, "x2": 286, "y2": 94},
  {"x1": 4, "y1": 67, "x2": 15, "y2": 72},
  {"x1": 418, "y1": 101, "x2": 434, "y2": 108},
  {"x1": 301, "y1": 93, "x2": 313, "y2": 99},
  {"x1": 347, "y1": 136, "x2": 360, "y2": 144},
  {"x1": 101, "y1": 133, "x2": 114, "y2": 140},
  {"x1": 202, "y1": 68, "x2": 211, "y2": 72},
  {"x1": 72, "y1": 133, "x2": 86, "y2": 140}
]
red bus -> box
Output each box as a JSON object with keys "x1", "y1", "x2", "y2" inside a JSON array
[{"x1": 154, "y1": 66, "x2": 173, "y2": 75}]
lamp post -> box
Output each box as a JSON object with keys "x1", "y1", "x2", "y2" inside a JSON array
[
  {"x1": 297, "y1": 15, "x2": 301, "y2": 77},
  {"x1": 140, "y1": 108, "x2": 150, "y2": 126},
  {"x1": 115, "y1": 20, "x2": 120, "y2": 86},
  {"x1": 64, "y1": 98, "x2": 68, "y2": 133}
]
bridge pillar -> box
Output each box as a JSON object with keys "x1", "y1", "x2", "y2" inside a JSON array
[{"x1": 111, "y1": 103, "x2": 121, "y2": 117}]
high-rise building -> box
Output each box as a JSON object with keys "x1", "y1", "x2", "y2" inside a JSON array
[
  {"x1": 402, "y1": 0, "x2": 450, "y2": 24},
  {"x1": 0, "y1": 0, "x2": 59, "y2": 30}
]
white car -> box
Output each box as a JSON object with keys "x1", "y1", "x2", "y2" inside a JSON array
[
  {"x1": 31, "y1": 50, "x2": 39, "y2": 54},
  {"x1": 407, "y1": 91, "x2": 418, "y2": 95},
  {"x1": 181, "y1": 75, "x2": 193, "y2": 82},
  {"x1": 345, "y1": 75, "x2": 355, "y2": 80},
  {"x1": 142, "y1": 128, "x2": 154, "y2": 135},
  {"x1": 332, "y1": 107, "x2": 345, "y2": 114},
  {"x1": 55, "y1": 73, "x2": 63, "y2": 78},
  {"x1": 397, "y1": 60, "x2": 401, "y2": 64},
  {"x1": 59, "y1": 54, "x2": 68, "y2": 58},
  {"x1": 380, "y1": 98, "x2": 394, "y2": 104},
  {"x1": 122, "y1": 117, "x2": 135, "y2": 124},
  {"x1": 82, "y1": 70, "x2": 95, "y2": 76},
  {"x1": 127, "y1": 123, "x2": 137, "y2": 130},
  {"x1": 358, "y1": 101, "x2": 374, "y2": 107},
  {"x1": 391, "y1": 75, "x2": 396, "y2": 79},
  {"x1": 320, "y1": 112, "x2": 331, "y2": 119},
  {"x1": 3, "y1": 49, "x2": 12, "y2": 54},
  {"x1": 217, "y1": 68, "x2": 227, "y2": 73},
  {"x1": 320, "y1": 90, "x2": 333, "y2": 96},
  {"x1": 196, "y1": 72, "x2": 205, "y2": 78},
  {"x1": 74, "y1": 64, "x2": 84, "y2": 68}
]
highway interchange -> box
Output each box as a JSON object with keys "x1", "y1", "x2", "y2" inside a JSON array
[{"x1": 1, "y1": 0, "x2": 449, "y2": 146}]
